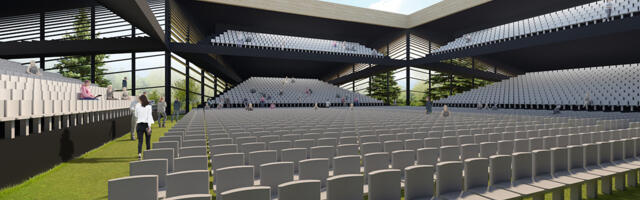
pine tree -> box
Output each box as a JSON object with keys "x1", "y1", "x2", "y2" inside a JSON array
[
  {"x1": 54, "y1": 8, "x2": 111, "y2": 87},
  {"x1": 424, "y1": 58, "x2": 494, "y2": 100},
  {"x1": 367, "y1": 72, "x2": 401, "y2": 105}
]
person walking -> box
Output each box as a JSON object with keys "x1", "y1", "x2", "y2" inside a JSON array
[
  {"x1": 129, "y1": 96, "x2": 138, "y2": 140},
  {"x1": 172, "y1": 99, "x2": 182, "y2": 122},
  {"x1": 425, "y1": 96, "x2": 433, "y2": 114},
  {"x1": 157, "y1": 97, "x2": 167, "y2": 128},
  {"x1": 135, "y1": 95, "x2": 154, "y2": 159},
  {"x1": 583, "y1": 93, "x2": 592, "y2": 111}
]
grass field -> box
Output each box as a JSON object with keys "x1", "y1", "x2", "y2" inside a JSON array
[
  {"x1": 2, "y1": 115, "x2": 640, "y2": 200},
  {"x1": 0, "y1": 119, "x2": 178, "y2": 200}
]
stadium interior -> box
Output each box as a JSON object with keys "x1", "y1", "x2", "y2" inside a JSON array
[{"x1": 2, "y1": 0, "x2": 640, "y2": 200}]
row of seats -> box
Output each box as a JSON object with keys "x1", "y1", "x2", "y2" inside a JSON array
[
  {"x1": 109, "y1": 111, "x2": 212, "y2": 200},
  {"x1": 434, "y1": 0, "x2": 640, "y2": 54},
  {"x1": 109, "y1": 108, "x2": 640, "y2": 200},
  {"x1": 436, "y1": 63, "x2": 640, "y2": 110},
  {"x1": 0, "y1": 59, "x2": 132, "y2": 139},
  {"x1": 214, "y1": 77, "x2": 382, "y2": 106},
  {"x1": 211, "y1": 30, "x2": 384, "y2": 57}
]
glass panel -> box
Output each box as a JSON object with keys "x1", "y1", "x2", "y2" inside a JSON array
[
  {"x1": 136, "y1": 52, "x2": 165, "y2": 70},
  {"x1": 136, "y1": 68, "x2": 165, "y2": 88},
  {"x1": 135, "y1": 87, "x2": 164, "y2": 104},
  {"x1": 171, "y1": 69, "x2": 186, "y2": 89},
  {"x1": 103, "y1": 72, "x2": 131, "y2": 91},
  {"x1": 101, "y1": 53, "x2": 131, "y2": 73}
]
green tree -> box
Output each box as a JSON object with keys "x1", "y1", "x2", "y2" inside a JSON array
[
  {"x1": 367, "y1": 72, "x2": 401, "y2": 105},
  {"x1": 146, "y1": 90, "x2": 161, "y2": 103},
  {"x1": 172, "y1": 79, "x2": 199, "y2": 111},
  {"x1": 426, "y1": 58, "x2": 494, "y2": 100},
  {"x1": 54, "y1": 8, "x2": 111, "y2": 87}
]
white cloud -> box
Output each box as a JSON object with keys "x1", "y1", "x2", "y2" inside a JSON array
[{"x1": 368, "y1": 0, "x2": 406, "y2": 14}]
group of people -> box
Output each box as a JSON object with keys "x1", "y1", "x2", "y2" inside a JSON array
[{"x1": 424, "y1": 96, "x2": 450, "y2": 117}]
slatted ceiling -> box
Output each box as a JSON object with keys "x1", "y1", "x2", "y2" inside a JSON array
[{"x1": 0, "y1": 13, "x2": 40, "y2": 42}]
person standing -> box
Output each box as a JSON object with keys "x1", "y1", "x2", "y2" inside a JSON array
[
  {"x1": 583, "y1": 93, "x2": 592, "y2": 111},
  {"x1": 156, "y1": 97, "x2": 167, "y2": 128},
  {"x1": 122, "y1": 77, "x2": 128, "y2": 89},
  {"x1": 172, "y1": 99, "x2": 182, "y2": 122},
  {"x1": 604, "y1": 0, "x2": 613, "y2": 20},
  {"x1": 425, "y1": 96, "x2": 433, "y2": 114},
  {"x1": 135, "y1": 95, "x2": 154, "y2": 159},
  {"x1": 354, "y1": 97, "x2": 359, "y2": 107},
  {"x1": 129, "y1": 96, "x2": 139, "y2": 140},
  {"x1": 441, "y1": 105, "x2": 450, "y2": 117}
]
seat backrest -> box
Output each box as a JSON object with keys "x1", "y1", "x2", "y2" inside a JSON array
[
  {"x1": 417, "y1": 148, "x2": 438, "y2": 166},
  {"x1": 326, "y1": 174, "x2": 363, "y2": 200},
  {"x1": 278, "y1": 180, "x2": 321, "y2": 200},
  {"x1": 363, "y1": 152, "x2": 389, "y2": 183},
  {"x1": 489, "y1": 155, "x2": 511, "y2": 185},
  {"x1": 436, "y1": 161, "x2": 463, "y2": 196},
  {"x1": 511, "y1": 152, "x2": 532, "y2": 182},
  {"x1": 551, "y1": 147, "x2": 569, "y2": 174},
  {"x1": 567, "y1": 145, "x2": 584, "y2": 170},
  {"x1": 215, "y1": 165, "x2": 254, "y2": 196},
  {"x1": 299, "y1": 158, "x2": 329, "y2": 187},
  {"x1": 174, "y1": 155, "x2": 208, "y2": 172},
  {"x1": 260, "y1": 162, "x2": 294, "y2": 196},
  {"x1": 129, "y1": 159, "x2": 167, "y2": 189},
  {"x1": 464, "y1": 158, "x2": 488, "y2": 191},
  {"x1": 532, "y1": 149, "x2": 551, "y2": 178},
  {"x1": 597, "y1": 142, "x2": 612, "y2": 165},
  {"x1": 108, "y1": 175, "x2": 158, "y2": 200},
  {"x1": 212, "y1": 153, "x2": 244, "y2": 172},
  {"x1": 405, "y1": 165, "x2": 434, "y2": 200},
  {"x1": 333, "y1": 155, "x2": 361, "y2": 176},
  {"x1": 218, "y1": 186, "x2": 271, "y2": 200},
  {"x1": 368, "y1": 169, "x2": 401, "y2": 200},
  {"x1": 144, "y1": 148, "x2": 174, "y2": 172},
  {"x1": 166, "y1": 170, "x2": 209, "y2": 198}
]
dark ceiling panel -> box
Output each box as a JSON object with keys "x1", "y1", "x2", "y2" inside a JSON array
[
  {"x1": 483, "y1": 29, "x2": 640, "y2": 72},
  {"x1": 0, "y1": 0, "x2": 98, "y2": 18},
  {"x1": 178, "y1": 1, "x2": 404, "y2": 48},
  {"x1": 224, "y1": 56, "x2": 345, "y2": 80}
]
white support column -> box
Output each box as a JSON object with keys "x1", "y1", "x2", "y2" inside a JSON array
[
  {"x1": 4, "y1": 120, "x2": 15, "y2": 139},
  {"x1": 31, "y1": 118, "x2": 41, "y2": 134},
  {"x1": 79, "y1": 114, "x2": 84, "y2": 125},
  {"x1": 18, "y1": 119, "x2": 28, "y2": 137},
  {"x1": 71, "y1": 114, "x2": 77, "y2": 127},
  {"x1": 63, "y1": 115, "x2": 69, "y2": 128},
  {"x1": 53, "y1": 116, "x2": 61, "y2": 130},
  {"x1": 44, "y1": 117, "x2": 52, "y2": 132}
]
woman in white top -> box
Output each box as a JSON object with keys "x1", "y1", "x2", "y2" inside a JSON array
[{"x1": 135, "y1": 95, "x2": 155, "y2": 159}]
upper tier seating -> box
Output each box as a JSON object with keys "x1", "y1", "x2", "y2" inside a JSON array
[
  {"x1": 0, "y1": 59, "x2": 131, "y2": 139},
  {"x1": 211, "y1": 30, "x2": 384, "y2": 57},
  {"x1": 109, "y1": 107, "x2": 640, "y2": 200},
  {"x1": 214, "y1": 77, "x2": 383, "y2": 107},
  {"x1": 435, "y1": 63, "x2": 640, "y2": 111},
  {"x1": 434, "y1": 0, "x2": 640, "y2": 54}
]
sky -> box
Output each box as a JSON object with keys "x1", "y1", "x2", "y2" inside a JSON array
[{"x1": 319, "y1": 0, "x2": 443, "y2": 15}]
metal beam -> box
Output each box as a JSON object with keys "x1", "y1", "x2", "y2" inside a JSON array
[
  {"x1": 169, "y1": 43, "x2": 406, "y2": 66},
  {"x1": 176, "y1": 52, "x2": 242, "y2": 84},
  {"x1": 0, "y1": 37, "x2": 163, "y2": 58},
  {"x1": 96, "y1": 0, "x2": 165, "y2": 43},
  {"x1": 329, "y1": 62, "x2": 508, "y2": 85}
]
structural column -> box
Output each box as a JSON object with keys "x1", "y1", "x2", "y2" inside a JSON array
[
  {"x1": 164, "y1": 0, "x2": 172, "y2": 115},
  {"x1": 185, "y1": 62, "x2": 190, "y2": 111},
  {"x1": 132, "y1": 52, "x2": 136, "y2": 96},
  {"x1": 201, "y1": 69, "x2": 205, "y2": 103},
  {"x1": 405, "y1": 32, "x2": 411, "y2": 105}
]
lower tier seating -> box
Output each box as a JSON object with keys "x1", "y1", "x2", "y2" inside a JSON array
[
  {"x1": 436, "y1": 63, "x2": 640, "y2": 111},
  {"x1": 109, "y1": 108, "x2": 640, "y2": 200}
]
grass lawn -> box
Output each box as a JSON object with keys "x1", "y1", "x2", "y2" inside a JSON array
[
  {"x1": 2, "y1": 115, "x2": 640, "y2": 200},
  {"x1": 0, "y1": 119, "x2": 178, "y2": 200}
]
